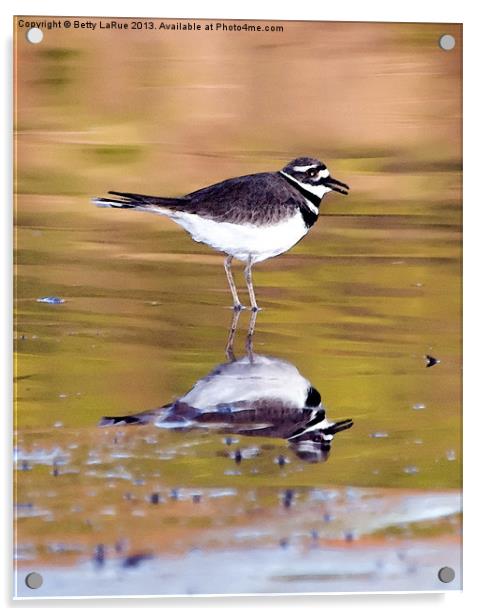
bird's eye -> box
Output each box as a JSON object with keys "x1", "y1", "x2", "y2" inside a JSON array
[{"x1": 308, "y1": 168, "x2": 317, "y2": 178}]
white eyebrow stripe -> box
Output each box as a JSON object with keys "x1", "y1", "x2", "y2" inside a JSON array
[
  {"x1": 292, "y1": 165, "x2": 331, "y2": 180},
  {"x1": 293, "y1": 164, "x2": 318, "y2": 172}
]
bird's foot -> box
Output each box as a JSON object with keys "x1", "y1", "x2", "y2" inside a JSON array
[
  {"x1": 250, "y1": 305, "x2": 262, "y2": 313},
  {"x1": 232, "y1": 303, "x2": 247, "y2": 312}
]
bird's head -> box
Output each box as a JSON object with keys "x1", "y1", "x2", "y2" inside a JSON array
[{"x1": 281, "y1": 157, "x2": 349, "y2": 197}]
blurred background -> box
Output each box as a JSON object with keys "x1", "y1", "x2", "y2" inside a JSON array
[{"x1": 14, "y1": 18, "x2": 461, "y2": 595}]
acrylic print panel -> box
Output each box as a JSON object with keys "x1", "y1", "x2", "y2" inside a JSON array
[{"x1": 13, "y1": 16, "x2": 462, "y2": 597}]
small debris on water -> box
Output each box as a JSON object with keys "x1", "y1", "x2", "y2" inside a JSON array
[
  {"x1": 404, "y1": 466, "x2": 419, "y2": 475},
  {"x1": 282, "y1": 489, "x2": 294, "y2": 509},
  {"x1": 93, "y1": 544, "x2": 105, "y2": 567},
  {"x1": 370, "y1": 432, "x2": 388, "y2": 438},
  {"x1": 149, "y1": 492, "x2": 160, "y2": 505},
  {"x1": 446, "y1": 449, "x2": 457, "y2": 461},
  {"x1": 412, "y1": 403, "x2": 426, "y2": 411},
  {"x1": 223, "y1": 436, "x2": 238, "y2": 445},
  {"x1": 122, "y1": 553, "x2": 153, "y2": 568},
  {"x1": 37, "y1": 296, "x2": 65, "y2": 305},
  {"x1": 426, "y1": 355, "x2": 440, "y2": 368},
  {"x1": 115, "y1": 540, "x2": 127, "y2": 554}
]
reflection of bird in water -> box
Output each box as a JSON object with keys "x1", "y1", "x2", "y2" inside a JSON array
[
  {"x1": 100, "y1": 313, "x2": 353, "y2": 463},
  {"x1": 93, "y1": 157, "x2": 349, "y2": 311}
]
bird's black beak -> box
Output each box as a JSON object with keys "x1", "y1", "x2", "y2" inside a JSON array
[{"x1": 322, "y1": 176, "x2": 350, "y2": 195}]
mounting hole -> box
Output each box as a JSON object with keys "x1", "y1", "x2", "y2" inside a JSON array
[
  {"x1": 26, "y1": 27, "x2": 44, "y2": 44},
  {"x1": 25, "y1": 571, "x2": 43, "y2": 589},
  {"x1": 438, "y1": 566, "x2": 455, "y2": 583},
  {"x1": 439, "y1": 34, "x2": 455, "y2": 51}
]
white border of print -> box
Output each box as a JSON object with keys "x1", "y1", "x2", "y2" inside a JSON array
[{"x1": 1, "y1": 1, "x2": 478, "y2": 615}]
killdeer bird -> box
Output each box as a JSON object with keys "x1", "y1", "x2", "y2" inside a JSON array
[
  {"x1": 93, "y1": 157, "x2": 349, "y2": 310},
  {"x1": 100, "y1": 315, "x2": 353, "y2": 463}
]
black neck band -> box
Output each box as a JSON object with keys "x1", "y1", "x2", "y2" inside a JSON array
[{"x1": 278, "y1": 172, "x2": 320, "y2": 228}]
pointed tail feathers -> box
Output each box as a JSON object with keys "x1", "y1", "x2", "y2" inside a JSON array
[
  {"x1": 99, "y1": 409, "x2": 161, "y2": 426},
  {"x1": 92, "y1": 191, "x2": 188, "y2": 212}
]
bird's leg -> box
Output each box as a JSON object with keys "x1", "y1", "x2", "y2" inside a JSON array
[
  {"x1": 244, "y1": 257, "x2": 259, "y2": 312},
  {"x1": 225, "y1": 308, "x2": 241, "y2": 361},
  {"x1": 224, "y1": 255, "x2": 243, "y2": 311},
  {"x1": 245, "y1": 309, "x2": 258, "y2": 362}
]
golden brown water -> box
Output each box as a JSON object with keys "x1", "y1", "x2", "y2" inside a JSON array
[{"x1": 14, "y1": 18, "x2": 461, "y2": 596}]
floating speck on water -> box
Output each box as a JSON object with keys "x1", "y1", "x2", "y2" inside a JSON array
[
  {"x1": 122, "y1": 553, "x2": 153, "y2": 568},
  {"x1": 404, "y1": 466, "x2": 419, "y2": 475},
  {"x1": 344, "y1": 530, "x2": 356, "y2": 542},
  {"x1": 310, "y1": 489, "x2": 338, "y2": 502},
  {"x1": 86, "y1": 452, "x2": 102, "y2": 465},
  {"x1": 115, "y1": 540, "x2": 127, "y2": 554},
  {"x1": 100, "y1": 507, "x2": 117, "y2": 516},
  {"x1": 224, "y1": 469, "x2": 241, "y2": 476},
  {"x1": 426, "y1": 354, "x2": 440, "y2": 368},
  {"x1": 47, "y1": 542, "x2": 83, "y2": 554},
  {"x1": 412, "y1": 403, "x2": 426, "y2": 411},
  {"x1": 143, "y1": 435, "x2": 157, "y2": 445},
  {"x1": 53, "y1": 421, "x2": 63, "y2": 428},
  {"x1": 372, "y1": 469, "x2": 380, "y2": 475},
  {"x1": 110, "y1": 451, "x2": 133, "y2": 459},
  {"x1": 282, "y1": 489, "x2": 294, "y2": 509},
  {"x1": 413, "y1": 439, "x2": 424, "y2": 445},
  {"x1": 370, "y1": 432, "x2": 388, "y2": 438},
  {"x1": 345, "y1": 487, "x2": 360, "y2": 501},
  {"x1": 446, "y1": 449, "x2": 457, "y2": 461},
  {"x1": 37, "y1": 296, "x2": 65, "y2": 304},
  {"x1": 93, "y1": 544, "x2": 105, "y2": 567},
  {"x1": 149, "y1": 492, "x2": 160, "y2": 505},
  {"x1": 58, "y1": 393, "x2": 68, "y2": 399}
]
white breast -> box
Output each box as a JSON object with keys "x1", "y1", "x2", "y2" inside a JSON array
[{"x1": 170, "y1": 210, "x2": 309, "y2": 263}]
